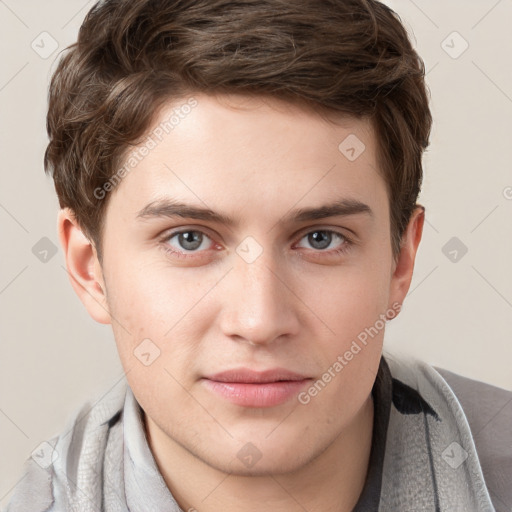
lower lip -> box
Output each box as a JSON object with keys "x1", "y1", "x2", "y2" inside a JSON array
[{"x1": 202, "y1": 379, "x2": 310, "y2": 408}]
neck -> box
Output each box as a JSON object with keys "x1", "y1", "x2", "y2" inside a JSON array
[{"x1": 146, "y1": 395, "x2": 374, "y2": 512}]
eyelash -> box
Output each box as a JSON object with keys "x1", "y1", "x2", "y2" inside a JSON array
[{"x1": 158, "y1": 228, "x2": 354, "y2": 260}]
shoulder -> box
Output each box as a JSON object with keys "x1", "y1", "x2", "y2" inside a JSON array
[
  {"x1": 387, "y1": 353, "x2": 512, "y2": 510},
  {"x1": 433, "y1": 365, "x2": 512, "y2": 510},
  {"x1": 4, "y1": 381, "x2": 128, "y2": 512},
  {"x1": 433, "y1": 366, "x2": 512, "y2": 438},
  {"x1": 2, "y1": 447, "x2": 56, "y2": 512},
  {"x1": 383, "y1": 353, "x2": 511, "y2": 510}
]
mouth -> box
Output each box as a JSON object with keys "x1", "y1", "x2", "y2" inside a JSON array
[{"x1": 201, "y1": 368, "x2": 312, "y2": 408}]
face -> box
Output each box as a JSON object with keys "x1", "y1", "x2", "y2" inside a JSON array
[{"x1": 66, "y1": 93, "x2": 418, "y2": 476}]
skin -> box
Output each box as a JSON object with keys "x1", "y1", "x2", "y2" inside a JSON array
[{"x1": 58, "y1": 93, "x2": 424, "y2": 512}]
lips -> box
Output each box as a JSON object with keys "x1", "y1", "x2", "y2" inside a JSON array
[
  {"x1": 201, "y1": 368, "x2": 311, "y2": 408},
  {"x1": 205, "y1": 368, "x2": 309, "y2": 384}
]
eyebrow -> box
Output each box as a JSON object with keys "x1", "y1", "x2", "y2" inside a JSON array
[{"x1": 136, "y1": 197, "x2": 373, "y2": 227}]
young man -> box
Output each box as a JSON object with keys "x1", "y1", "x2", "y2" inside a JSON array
[{"x1": 6, "y1": 0, "x2": 511, "y2": 511}]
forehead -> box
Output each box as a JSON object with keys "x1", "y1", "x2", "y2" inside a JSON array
[{"x1": 105, "y1": 93, "x2": 387, "y2": 224}]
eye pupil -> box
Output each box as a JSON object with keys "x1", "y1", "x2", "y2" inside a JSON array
[
  {"x1": 179, "y1": 231, "x2": 202, "y2": 250},
  {"x1": 308, "y1": 231, "x2": 332, "y2": 250}
]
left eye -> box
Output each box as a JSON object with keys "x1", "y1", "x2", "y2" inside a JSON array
[{"x1": 296, "y1": 230, "x2": 347, "y2": 251}]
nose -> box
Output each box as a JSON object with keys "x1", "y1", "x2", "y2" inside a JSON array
[{"x1": 219, "y1": 249, "x2": 300, "y2": 346}]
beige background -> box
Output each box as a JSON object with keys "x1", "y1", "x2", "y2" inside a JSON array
[{"x1": 1, "y1": 0, "x2": 511, "y2": 505}]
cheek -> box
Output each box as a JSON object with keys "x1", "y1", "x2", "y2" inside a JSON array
[
  {"x1": 306, "y1": 262, "x2": 391, "y2": 337},
  {"x1": 105, "y1": 256, "x2": 197, "y2": 331},
  {"x1": 105, "y1": 263, "x2": 205, "y2": 417},
  {"x1": 104, "y1": 258, "x2": 217, "y2": 377},
  {"x1": 298, "y1": 268, "x2": 388, "y2": 421}
]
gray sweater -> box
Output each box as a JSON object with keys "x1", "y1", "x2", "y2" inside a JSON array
[{"x1": 4, "y1": 353, "x2": 511, "y2": 511}]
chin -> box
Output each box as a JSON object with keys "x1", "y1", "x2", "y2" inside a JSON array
[
  {"x1": 223, "y1": 454, "x2": 310, "y2": 477},
  {"x1": 199, "y1": 435, "x2": 317, "y2": 477}
]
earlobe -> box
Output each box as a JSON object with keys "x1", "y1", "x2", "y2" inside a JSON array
[
  {"x1": 387, "y1": 205, "x2": 425, "y2": 315},
  {"x1": 57, "y1": 208, "x2": 111, "y2": 325}
]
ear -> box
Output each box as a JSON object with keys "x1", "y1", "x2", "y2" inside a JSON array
[
  {"x1": 57, "y1": 208, "x2": 111, "y2": 324},
  {"x1": 387, "y1": 205, "x2": 425, "y2": 316}
]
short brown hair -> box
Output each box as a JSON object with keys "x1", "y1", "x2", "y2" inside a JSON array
[{"x1": 44, "y1": 0, "x2": 432, "y2": 262}]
